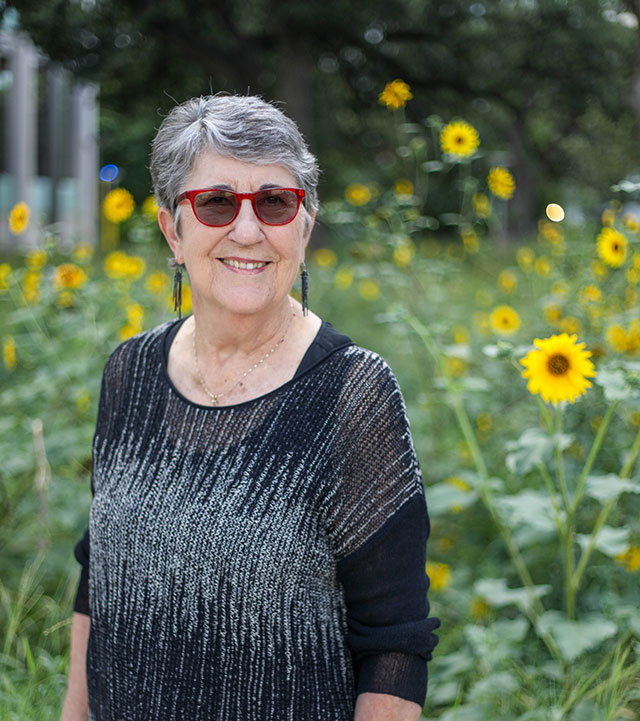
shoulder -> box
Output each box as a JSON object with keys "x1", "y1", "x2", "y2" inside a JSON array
[{"x1": 321, "y1": 341, "x2": 404, "y2": 409}]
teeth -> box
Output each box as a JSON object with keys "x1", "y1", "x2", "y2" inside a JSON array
[{"x1": 222, "y1": 259, "x2": 268, "y2": 270}]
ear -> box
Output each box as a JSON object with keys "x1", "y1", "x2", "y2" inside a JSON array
[
  {"x1": 302, "y1": 211, "x2": 316, "y2": 253},
  {"x1": 158, "y1": 207, "x2": 183, "y2": 262}
]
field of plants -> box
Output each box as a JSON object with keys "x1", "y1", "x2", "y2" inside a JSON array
[{"x1": 1, "y1": 84, "x2": 640, "y2": 720}]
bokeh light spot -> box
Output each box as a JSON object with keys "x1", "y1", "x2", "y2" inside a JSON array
[
  {"x1": 546, "y1": 203, "x2": 565, "y2": 222},
  {"x1": 99, "y1": 164, "x2": 119, "y2": 182}
]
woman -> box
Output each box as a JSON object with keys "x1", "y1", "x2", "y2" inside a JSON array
[{"x1": 61, "y1": 94, "x2": 440, "y2": 721}]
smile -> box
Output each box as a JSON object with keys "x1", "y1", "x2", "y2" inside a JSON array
[{"x1": 220, "y1": 258, "x2": 270, "y2": 270}]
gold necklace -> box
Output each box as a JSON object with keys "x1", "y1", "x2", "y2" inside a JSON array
[{"x1": 192, "y1": 298, "x2": 295, "y2": 405}]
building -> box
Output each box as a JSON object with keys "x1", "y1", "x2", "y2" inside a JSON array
[{"x1": 0, "y1": 28, "x2": 98, "y2": 249}]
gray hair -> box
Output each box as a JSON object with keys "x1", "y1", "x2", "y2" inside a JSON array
[{"x1": 150, "y1": 94, "x2": 319, "y2": 236}]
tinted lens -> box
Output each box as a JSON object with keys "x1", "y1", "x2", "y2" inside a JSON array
[
  {"x1": 193, "y1": 190, "x2": 237, "y2": 226},
  {"x1": 255, "y1": 189, "x2": 299, "y2": 224}
]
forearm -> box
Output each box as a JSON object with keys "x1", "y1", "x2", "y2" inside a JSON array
[
  {"x1": 354, "y1": 692, "x2": 422, "y2": 721},
  {"x1": 60, "y1": 612, "x2": 91, "y2": 721}
]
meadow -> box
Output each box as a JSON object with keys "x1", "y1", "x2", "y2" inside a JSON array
[{"x1": 1, "y1": 87, "x2": 640, "y2": 720}]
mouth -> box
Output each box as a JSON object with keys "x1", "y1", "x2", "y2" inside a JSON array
[{"x1": 219, "y1": 258, "x2": 271, "y2": 270}]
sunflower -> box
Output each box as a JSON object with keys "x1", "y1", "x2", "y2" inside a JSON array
[
  {"x1": 615, "y1": 546, "x2": 640, "y2": 573},
  {"x1": 520, "y1": 333, "x2": 596, "y2": 404},
  {"x1": 358, "y1": 279, "x2": 380, "y2": 301},
  {"x1": 487, "y1": 167, "x2": 515, "y2": 199},
  {"x1": 490, "y1": 305, "x2": 521, "y2": 335},
  {"x1": 378, "y1": 79, "x2": 413, "y2": 110},
  {"x1": 313, "y1": 248, "x2": 338, "y2": 268},
  {"x1": 426, "y1": 561, "x2": 451, "y2": 591},
  {"x1": 344, "y1": 184, "x2": 372, "y2": 206},
  {"x1": 498, "y1": 270, "x2": 517, "y2": 293},
  {"x1": 597, "y1": 227, "x2": 627, "y2": 268},
  {"x1": 8, "y1": 202, "x2": 30, "y2": 234},
  {"x1": 440, "y1": 121, "x2": 480, "y2": 158},
  {"x1": 103, "y1": 188, "x2": 135, "y2": 223},
  {"x1": 142, "y1": 195, "x2": 159, "y2": 220},
  {"x1": 52, "y1": 263, "x2": 88, "y2": 290},
  {"x1": 334, "y1": 266, "x2": 354, "y2": 289},
  {"x1": 3, "y1": 335, "x2": 16, "y2": 371},
  {"x1": 472, "y1": 192, "x2": 491, "y2": 218}
]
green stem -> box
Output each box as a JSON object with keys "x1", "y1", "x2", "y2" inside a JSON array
[
  {"x1": 554, "y1": 405, "x2": 576, "y2": 619},
  {"x1": 571, "y1": 424, "x2": 640, "y2": 596},
  {"x1": 537, "y1": 463, "x2": 564, "y2": 536},
  {"x1": 554, "y1": 405, "x2": 571, "y2": 513},
  {"x1": 405, "y1": 314, "x2": 542, "y2": 608},
  {"x1": 571, "y1": 402, "x2": 619, "y2": 516},
  {"x1": 535, "y1": 396, "x2": 555, "y2": 435}
]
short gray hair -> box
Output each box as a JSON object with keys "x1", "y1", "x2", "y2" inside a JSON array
[{"x1": 150, "y1": 94, "x2": 319, "y2": 228}]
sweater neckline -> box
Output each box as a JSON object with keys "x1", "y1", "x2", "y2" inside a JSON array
[{"x1": 158, "y1": 315, "x2": 355, "y2": 411}]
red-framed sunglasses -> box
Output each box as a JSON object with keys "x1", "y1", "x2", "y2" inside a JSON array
[{"x1": 175, "y1": 187, "x2": 306, "y2": 227}]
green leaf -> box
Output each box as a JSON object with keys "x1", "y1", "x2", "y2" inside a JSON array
[
  {"x1": 594, "y1": 368, "x2": 640, "y2": 401},
  {"x1": 535, "y1": 611, "x2": 617, "y2": 662},
  {"x1": 494, "y1": 490, "x2": 560, "y2": 545},
  {"x1": 474, "y1": 577, "x2": 551, "y2": 612},
  {"x1": 465, "y1": 618, "x2": 529, "y2": 666},
  {"x1": 468, "y1": 671, "x2": 518, "y2": 701},
  {"x1": 584, "y1": 474, "x2": 640, "y2": 503},
  {"x1": 422, "y1": 160, "x2": 444, "y2": 173},
  {"x1": 576, "y1": 526, "x2": 629, "y2": 557},
  {"x1": 505, "y1": 428, "x2": 573, "y2": 476},
  {"x1": 425, "y1": 482, "x2": 478, "y2": 516}
]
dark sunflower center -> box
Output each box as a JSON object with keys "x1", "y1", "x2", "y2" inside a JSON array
[
  {"x1": 547, "y1": 353, "x2": 570, "y2": 376},
  {"x1": 613, "y1": 243, "x2": 619, "y2": 252},
  {"x1": 456, "y1": 136, "x2": 464, "y2": 144}
]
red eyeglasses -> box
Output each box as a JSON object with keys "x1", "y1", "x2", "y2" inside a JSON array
[{"x1": 175, "y1": 187, "x2": 306, "y2": 227}]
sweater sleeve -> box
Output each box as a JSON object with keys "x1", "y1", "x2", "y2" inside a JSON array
[
  {"x1": 71, "y1": 352, "x2": 119, "y2": 617},
  {"x1": 325, "y1": 353, "x2": 440, "y2": 707}
]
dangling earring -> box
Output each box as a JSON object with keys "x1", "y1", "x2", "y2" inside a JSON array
[
  {"x1": 300, "y1": 261, "x2": 309, "y2": 317},
  {"x1": 172, "y1": 265, "x2": 183, "y2": 319}
]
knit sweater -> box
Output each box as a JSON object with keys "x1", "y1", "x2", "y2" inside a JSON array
[{"x1": 73, "y1": 316, "x2": 440, "y2": 721}]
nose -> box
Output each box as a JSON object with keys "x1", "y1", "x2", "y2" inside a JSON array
[{"x1": 229, "y1": 198, "x2": 262, "y2": 244}]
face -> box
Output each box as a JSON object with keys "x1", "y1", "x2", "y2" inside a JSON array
[{"x1": 158, "y1": 148, "x2": 314, "y2": 318}]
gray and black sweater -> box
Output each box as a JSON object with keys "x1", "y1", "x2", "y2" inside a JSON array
[{"x1": 73, "y1": 316, "x2": 440, "y2": 721}]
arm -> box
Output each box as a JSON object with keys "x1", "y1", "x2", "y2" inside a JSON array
[
  {"x1": 59, "y1": 612, "x2": 91, "y2": 721},
  {"x1": 354, "y1": 691, "x2": 422, "y2": 721}
]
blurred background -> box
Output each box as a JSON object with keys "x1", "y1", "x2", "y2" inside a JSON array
[
  {"x1": 2, "y1": 2, "x2": 640, "y2": 720},
  {"x1": 1, "y1": 0, "x2": 639, "y2": 249}
]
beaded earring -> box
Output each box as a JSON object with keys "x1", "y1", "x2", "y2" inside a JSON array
[
  {"x1": 300, "y1": 261, "x2": 309, "y2": 317},
  {"x1": 172, "y1": 266, "x2": 183, "y2": 319}
]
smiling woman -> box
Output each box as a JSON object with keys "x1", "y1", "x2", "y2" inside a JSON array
[{"x1": 61, "y1": 94, "x2": 440, "y2": 721}]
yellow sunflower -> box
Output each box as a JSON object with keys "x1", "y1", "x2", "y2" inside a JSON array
[
  {"x1": 378, "y1": 79, "x2": 413, "y2": 110},
  {"x1": 8, "y1": 202, "x2": 30, "y2": 234},
  {"x1": 472, "y1": 192, "x2": 491, "y2": 218},
  {"x1": 615, "y1": 546, "x2": 640, "y2": 573},
  {"x1": 345, "y1": 184, "x2": 372, "y2": 206},
  {"x1": 313, "y1": 248, "x2": 338, "y2": 268},
  {"x1": 142, "y1": 195, "x2": 159, "y2": 220},
  {"x1": 358, "y1": 279, "x2": 380, "y2": 301},
  {"x1": 498, "y1": 270, "x2": 517, "y2": 294},
  {"x1": 3, "y1": 335, "x2": 16, "y2": 371},
  {"x1": 103, "y1": 188, "x2": 135, "y2": 223},
  {"x1": 487, "y1": 167, "x2": 515, "y2": 199},
  {"x1": 490, "y1": 305, "x2": 521, "y2": 335},
  {"x1": 520, "y1": 333, "x2": 596, "y2": 404},
  {"x1": 145, "y1": 271, "x2": 169, "y2": 295},
  {"x1": 597, "y1": 227, "x2": 627, "y2": 268},
  {"x1": 426, "y1": 561, "x2": 451, "y2": 591},
  {"x1": 440, "y1": 121, "x2": 480, "y2": 158},
  {"x1": 52, "y1": 263, "x2": 88, "y2": 290}
]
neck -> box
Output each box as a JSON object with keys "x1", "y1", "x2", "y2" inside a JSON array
[{"x1": 191, "y1": 296, "x2": 297, "y2": 362}]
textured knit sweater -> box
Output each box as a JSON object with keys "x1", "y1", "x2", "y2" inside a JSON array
[{"x1": 73, "y1": 316, "x2": 440, "y2": 721}]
